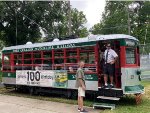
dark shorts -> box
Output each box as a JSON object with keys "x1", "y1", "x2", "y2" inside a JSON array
[{"x1": 103, "y1": 63, "x2": 115, "y2": 76}]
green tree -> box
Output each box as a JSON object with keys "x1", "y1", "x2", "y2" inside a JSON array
[
  {"x1": 90, "y1": 1, "x2": 130, "y2": 35},
  {"x1": 90, "y1": 1, "x2": 150, "y2": 43},
  {"x1": 0, "y1": 1, "x2": 88, "y2": 46},
  {"x1": 0, "y1": 1, "x2": 42, "y2": 46},
  {"x1": 71, "y1": 8, "x2": 88, "y2": 37},
  {"x1": 52, "y1": 7, "x2": 89, "y2": 39},
  {"x1": 0, "y1": 1, "x2": 70, "y2": 45},
  {"x1": 40, "y1": 1, "x2": 69, "y2": 39},
  {"x1": 0, "y1": 31, "x2": 5, "y2": 50},
  {"x1": 132, "y1": 1, "x2": 150, "y2": 44},
  {"x1": 89, "y1": 23, "x2": 104, "y2": 35}
]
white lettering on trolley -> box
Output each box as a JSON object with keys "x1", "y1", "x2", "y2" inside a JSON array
[
  {"x1": 85, "y1": 75, "x2": 93, "y2": 80},
  {"x1": 57, "y1": 44, "x2": 75, "y2": 49},
  {"x1": 13, "y1": 44, "x2": 75, "y2": 52}
]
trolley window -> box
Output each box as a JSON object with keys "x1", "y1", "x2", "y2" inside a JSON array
[
  {"x1": 66, "y1": 48, "x2": 78, "y2": 63},
  {"x1": 33, "y1": 52, "x2": 41, "y2": 58},
  {"x1": 43, "y1": 51, "x2": 52, "y2": 58},
  {"x1": 14, "y1": 53, "x2": 22, "y2": 65},
  {"x1": 79, "y1": 46, "x2": 96, "y2": 72},
  {"x1": 3, "y1": 54, "x2": 11, "y2": 65},
  {"x1": 3, "y1": 54, "x2": 11, "y2": 71},
  {"x1": 54, "y1": 49, "x2": 64, "y2": 64},
  {"x1": 79, "y1": 46, "x2": 95, "y2": 64},
  {"x1": 126, "y1": 47, "x2": 136, "y2": 64},
  {"x1": 24, "y1": 53, "x2": 32, "y2": 59}
]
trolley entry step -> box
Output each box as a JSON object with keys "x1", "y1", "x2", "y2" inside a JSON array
[
  {"x1": 97, "y1": 96, "x2": 120, "y2": 100},
  {"x1": 93, "y1": 103, "x2": 115, "y2": 110}
]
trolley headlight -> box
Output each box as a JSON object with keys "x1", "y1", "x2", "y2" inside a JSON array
[
  {"x1": 136, "y1": 70, "x2": 141, "y2": 81},
  {"x1": 136, "y1": 70, "x2": 141, "y2": 75},
  {"x1": 131, "y1": 75, "x2": 134, "y2": 79}
]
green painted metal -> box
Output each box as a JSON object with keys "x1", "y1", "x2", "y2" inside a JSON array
[
  {"x1": 125, "y1": 85, "x2": 144, "y2": 93},
  {"x1": 2, "y1": 39, "x2": 139, "y2": 54},
  {"x1": 2, "y1": 72, "x2": 98, "y2": 81},
  {"x1": 2, "y1": 41, "x2": 96, "y2": 53},
  {"x1": 119, "y1": 39, "x2": 138, "y2": 46},
  {"x1": 68, "y1": 73, "x2": 98, "y2": 81},
  {"x1": 2, "y1": 72, "x2": 16, "y2": 78},
  {"x1": 119, "y1": 39, "x2": 126, "y2": 46}
]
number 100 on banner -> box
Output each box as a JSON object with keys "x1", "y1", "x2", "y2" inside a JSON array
[{"x1": 16, "y1": 70, "x2": 55, "y2": 87}]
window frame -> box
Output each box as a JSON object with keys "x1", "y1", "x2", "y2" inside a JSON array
[
  {"x1": 2, "y1": 45, "x2": 98, "y2": 73},
  {"x1": 2, "y1": 54, "x2": 12, "y2": 71},
  {"x1": 125, "y1": 46, "x2": 138, "y2": 67}
]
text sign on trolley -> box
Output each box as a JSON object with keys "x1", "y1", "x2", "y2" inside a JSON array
[{"x1": 16, "y1": 70, "x2": 68, "y2": 88}]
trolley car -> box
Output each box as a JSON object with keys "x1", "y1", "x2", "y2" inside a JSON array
[{"x1": 1, "y1": 34, "x2": 144, "y2": 101}]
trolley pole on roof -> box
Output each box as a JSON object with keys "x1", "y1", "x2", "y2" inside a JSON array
[
  {"x1": 68, "y1": 1, "x2": 71, "y2": 36},
  {"x1": 15, "y1": 9, "x2": 18, "y2": 45}
]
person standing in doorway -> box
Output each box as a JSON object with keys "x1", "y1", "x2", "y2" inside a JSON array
[
  {"x1": 75, "y1": 61, "x2": 88, "y2": 113},
  {"x1": 104, "y1": 43, "x2": 118, "y2": 88}
]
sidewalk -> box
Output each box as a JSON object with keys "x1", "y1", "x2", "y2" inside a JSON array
[{"x1": 0, "y1": 94, "x2": 100, "y2": 113}]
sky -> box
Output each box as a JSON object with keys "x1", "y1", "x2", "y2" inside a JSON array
[{"x1": 70, "y1": 0, "x2": 106, "y2": 29}]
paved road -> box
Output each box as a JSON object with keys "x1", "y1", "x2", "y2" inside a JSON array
[
  {"x1": 0, "y1": 82, "x2": 4, "y2": 88},
  {"x1": 0, "y1": 94, "x2": 100, "y2": 113}
]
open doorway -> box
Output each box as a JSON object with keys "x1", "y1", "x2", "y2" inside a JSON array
[{"x1": 98, "y1": 40, "x2": 121, "y2": 88}]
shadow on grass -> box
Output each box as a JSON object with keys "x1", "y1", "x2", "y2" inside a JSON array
[{"x1": 117, "y1": 96, "x2": 136, "y2": 106}]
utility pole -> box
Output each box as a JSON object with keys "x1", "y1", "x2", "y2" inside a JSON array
[
  {"x1": 68, "y1": 0, "x2": 71, "y2": 36},
  {"x1": 127, "y1": 7, "x2": 131, "y2": 35},
  {"x1": 15, "y1": 9, "x2": 18, "y2": 45},
  {"x1": 142, "y1": 24, "x2": 148, "y2": 55}
]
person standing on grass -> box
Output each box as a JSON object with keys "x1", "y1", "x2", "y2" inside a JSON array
[{"x1": 75, "y1": 61, "x2": 88, "y2": 113}]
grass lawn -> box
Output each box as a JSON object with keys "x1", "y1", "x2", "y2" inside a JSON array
[
  {"x1": 103, "y1": 81, "x2": 150, "y2": 113},
  {"x1": 141, "y1": 70, "x2": 150, "y2": 75}
]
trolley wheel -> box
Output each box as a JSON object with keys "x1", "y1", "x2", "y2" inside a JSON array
[
  {"x1": 135, "y1": 93, "x2": 142, "y2": 104},
  {"x1": 66, "y1": 90, "x2": 72, "y2": 99},
  {"x1": 29, "y1": 87, "x2": 34, "y2": 96},
  {"x1": 71, "y1": 90, "x2": 77, "y2": 99},
  {"x1": 61, "y1": 90, "x2": 71, "y2": 99}
]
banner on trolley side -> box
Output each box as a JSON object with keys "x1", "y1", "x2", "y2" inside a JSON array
[{"x1": 16, "y1": 70, "x2": 68, "y2": 88}]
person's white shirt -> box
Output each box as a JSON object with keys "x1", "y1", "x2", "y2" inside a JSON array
[{"x1": 104, "y1": 49, "x2": 118, "y2": 63}]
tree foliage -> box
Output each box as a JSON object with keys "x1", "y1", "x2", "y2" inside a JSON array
[
  {"x1": 90, "y1": 1, "x2": 150, "y2": 43},
  {"x1": 0, "y1": 1, "x2": 41, "y2": 46},
  {"x1": 133, "y1": 1, "x2": 150, "y2": 44},
  {"x1": 70, "y1": 8, "x2": 88, "y2": 37},
  {"x1": 90, "y1": 1, "x2": 129, "y2": 34},
  {"x1": 0, "y1": 31, "x2": 5, "y2": 50},
  {"x1": 0, "y1": 1, "x2": 88, "y2": 46}
]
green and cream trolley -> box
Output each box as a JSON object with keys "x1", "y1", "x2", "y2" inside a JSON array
[{"x1": 1, "y1": 34, "x2": 144, "y2": 101}]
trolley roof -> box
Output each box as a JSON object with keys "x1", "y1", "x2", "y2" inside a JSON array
[{"x1": 2, "y1": 34, "x2": 138, "y2": 52}]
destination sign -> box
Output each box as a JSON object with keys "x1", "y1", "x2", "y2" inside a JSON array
[
  {"x1": 125, "y1": 39, "x2": 137, "y2": 46},
  {"x1": 13, "y1": 43, "x2": 76, "y2": 53}
]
